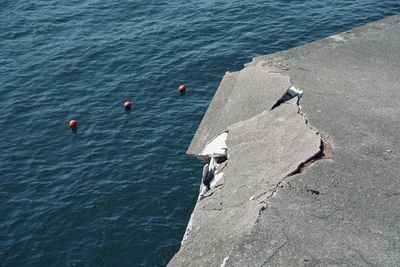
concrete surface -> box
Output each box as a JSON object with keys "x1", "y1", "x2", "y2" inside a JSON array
[{"x1": 170, "y1": 14, "x2": 400, "y2": 267}]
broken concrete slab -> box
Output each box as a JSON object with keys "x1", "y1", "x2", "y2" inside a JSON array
[
  {"x1": 169, "y1": 90, "x2": 322, "y2": 266},
  {"x1": 200, "y1": 132, "x2": 228, "y2": 157},
  {"x1": 187, "y1": 67, "x2": 291, "y2": 155},
  {"x1": 238, "y1": 15, "x2": 400, "y2": 266},
  {"x1": 221, "y1": 104, "x2": 321, "y2": 207},
  {"x1": 170, "y1": 14, "x2": 400, "y2": 267},
  {"x1": 187, "y1": 72, "x2": 239, "y2": 155}
]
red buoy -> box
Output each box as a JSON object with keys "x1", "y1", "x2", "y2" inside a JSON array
[
  {"x1": 69, "y1": 120, "x2": 77, "y2": 130},
  {"x1": 179, "y1": 85, "x2": 186, "y2": 95},
  {"x1": 124, "y1": 101, "x2": 132, "y2": 110}
]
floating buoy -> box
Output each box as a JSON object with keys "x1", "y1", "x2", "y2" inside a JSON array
[
  {"x1": 69, "y1": 120, "x2": 77, "y2": 131},
  {"x1": 178, "y1": 85, "x2": 186, "y2": 95},
  {"x1": 124, "y1": 101, "x2": 132, "y2": 110}
]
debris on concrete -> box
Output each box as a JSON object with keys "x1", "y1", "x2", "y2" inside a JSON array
[{"x1": 200, "y1": 132, "x2": 228, "y2": 157}]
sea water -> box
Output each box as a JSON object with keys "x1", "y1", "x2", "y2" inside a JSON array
[{"x1": 0, "y1": 1, "x2": 399, "y2": 266}]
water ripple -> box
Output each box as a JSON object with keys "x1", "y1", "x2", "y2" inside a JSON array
[{"x1": 0, "y1": 0, "x2": 399, "y2": 266}]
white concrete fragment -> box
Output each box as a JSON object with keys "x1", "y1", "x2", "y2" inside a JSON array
[
  {"x1": 287, "y1": 86, "x2": 303, "y2": 97},
  {"x1": 201, "y1": 132, "x2": 228, "y2": 157},
  {"x1": 210, "y1": 172, "x2": 224, "y2": 188},
  {"x1": 202, "y1": 164, "x2": 209, "y2": 181},
  {"x1": 209, "y1": 157, "x2": 217, "y2": 170}
]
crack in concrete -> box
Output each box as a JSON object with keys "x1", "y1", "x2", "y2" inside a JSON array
[
  {"x1": 286, "y1": 100, "x2": 334, "y2": 176},
  {"x1": 271, "y1": 86, "x2": 303, "y2": 110},
  {"x1": 171, "y1": 71, "x2": 329, "y2": 266},
  {"x1": 170, "y1": 16, "x2": 400, "y2": 267},
  {"x1": 260, "y1": 241, "x2": 288, "y2": 267},
  {"x1": 221, "y1": 93, "x2": 328, "y2": 264},
  {"x1": 251, "y1": 95, "x2": 332, "y2": 208},
  {"x1": 199, "y1": 191, "x2": 214, "y2": 200},
  {"x1": 288, "y1": 134, "x2": 333, "y2": 176}
]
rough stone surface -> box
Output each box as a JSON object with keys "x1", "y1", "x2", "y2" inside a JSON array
[
  {"x1": 169, "y1": 101, "x2": 321, "y2": 267},
  {"x1": 187, "y1": 67, "x2": 290, "y2": 155},
  {"x1": 170, "y1": 14, "x2": 400, "y2": 267}
]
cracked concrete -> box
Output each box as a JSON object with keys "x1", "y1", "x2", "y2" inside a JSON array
[
  {"x1": 169, "y1": 14, "x2": 400, "y2": 267},
  {"x1": 187, "y1": 67, "x2": 291, "y2": 156},
  {"x1": 169, "y1": 67, "x2": 322, "y2": 267}
]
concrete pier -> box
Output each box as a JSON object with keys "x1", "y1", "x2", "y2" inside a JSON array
[{"x1": 169, "y1": 15, "x2": 400, "y2": 266}]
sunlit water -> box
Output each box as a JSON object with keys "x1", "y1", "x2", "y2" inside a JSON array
[{"x1": 0, "y1": 1, "x2": 399, "y2": 266}]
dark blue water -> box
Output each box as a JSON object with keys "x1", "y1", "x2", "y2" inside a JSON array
[{"x1": 0, "y1": 1, "x2": 399, "y2": 266}]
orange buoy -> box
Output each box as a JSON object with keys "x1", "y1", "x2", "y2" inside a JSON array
[
  {"x1": 178, "y1": 85, "x2": 186, "y2": 95},
  {"x1": 124, "y1": 101, "x2": 132, "y2": 110},
  {"x1": 69, "y1": 120, "x2": 77, "y2": 130}
]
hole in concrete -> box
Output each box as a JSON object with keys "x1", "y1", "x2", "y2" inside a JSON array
[
  {"x1": 288, "y1": 131, "x2": 333, "y2": 176},
  {"x1": 214, "y1": 155, "x2": 227, "y2": 164},
  {"x1": 271, "y1": 86, "x2": 303, "y2": 110},
  {"x1": 202, "y1": 166, "x2": 214, "y2": 190},
  {"x1": 306, "y1": 189, "x2": 320, "y2": 195},
  {"x1": 200, "y1": 132, "x2": 229, "y2": 197}
]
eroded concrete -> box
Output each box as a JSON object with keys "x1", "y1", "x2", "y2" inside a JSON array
[
  {"x1": 170, "y1": 14, "x2": 400, "y2": 267},
  {"x1": 187, "y1": 67, "x2": 291, "y2": 155},
  {"x1": 169, "y1": 70, "x2": 322, "y2": 266}
]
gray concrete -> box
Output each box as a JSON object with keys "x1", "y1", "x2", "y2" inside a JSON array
[
  {"x1": 187, "y1": 67, "x2": 291, "y2": 155},
  {"x1": 170, "y1": 15, "x2": 400, "y2": 267}
]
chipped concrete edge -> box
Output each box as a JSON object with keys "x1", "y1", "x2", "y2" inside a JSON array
[
  {"x1": 188, "y1": 14, "x2": 399, "y2": 160},
  {"x1": 169, "y1": 71, "x2": 329, "y2": 266},
  {"x1": 170, "y1": 14, "x2": 400, "y2": 266}
]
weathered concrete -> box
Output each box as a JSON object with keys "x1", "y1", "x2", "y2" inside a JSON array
[
  {"x1": 187, "y1": 67, "x2": 291, "y2": 155},
  {"x1": 170, "y1": 14, "x2": 400, "y2": 267}
]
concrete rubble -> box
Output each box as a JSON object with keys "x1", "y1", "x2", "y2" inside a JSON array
[{"x1": 169, "y1": 15, "x2": 400, "y2": 266}]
